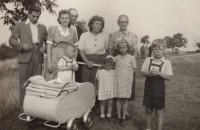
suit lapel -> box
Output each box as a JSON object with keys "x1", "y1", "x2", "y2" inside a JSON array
[
  {"x1": 38, "y1": 24, "x2": 42, "y2": 43},
  {"x1": 22, "y1": 22, "x2": 32, "y2": 39}
]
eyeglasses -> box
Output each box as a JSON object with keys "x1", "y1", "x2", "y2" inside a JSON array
[{"x1": 119, "y1": 21, "x2": 128, "y2": 24}]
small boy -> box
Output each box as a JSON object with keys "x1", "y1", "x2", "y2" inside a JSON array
[
  {"x1": 141, "y1": 39, "x2": 173, "y2": 130},
  {"x1": 56, "y1": 44, "x2": 78, "y2": 84}
]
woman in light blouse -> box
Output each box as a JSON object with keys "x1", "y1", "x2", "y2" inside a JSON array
[
  {"x1": 44, "y1": 10, "x2": 77, "y2": 81},
  {"x1": 78, "y1": 15, "x2": 108, "y2": 85}
]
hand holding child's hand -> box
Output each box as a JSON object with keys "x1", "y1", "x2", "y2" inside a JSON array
[{"x1": 150, "y1": 68, "x2": 160, "y2": 76}]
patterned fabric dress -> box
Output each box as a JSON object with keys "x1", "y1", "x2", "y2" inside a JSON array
[
  {"x1": 44, "y1": 26, "x2": 77, "y2": 81},
  {"x1": 113, "y1": 54, "x2": 137, "y2": 98}
]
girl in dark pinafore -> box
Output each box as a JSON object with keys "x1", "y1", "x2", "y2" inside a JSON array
[{"x1": 141, "y1": 39, "x2": 173, "y2": 130}]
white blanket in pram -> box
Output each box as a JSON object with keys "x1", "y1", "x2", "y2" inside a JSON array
[{"x1": 25, "y1": 76, "x2": 78, "y2": 98}]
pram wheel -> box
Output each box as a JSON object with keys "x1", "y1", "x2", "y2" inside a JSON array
[
  {"x1": 27, "y1": 118, "x2": 37, "y2": 129},
  {"x1": 83, "y1": 112, "x2": 93, "y2": 129},
  {"x1": 67, "y1": 118, "x2": 79, "y2": 130}
]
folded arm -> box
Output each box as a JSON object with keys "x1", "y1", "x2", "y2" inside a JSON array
[{"x1": 9, "y1": 23, "x2": 23, "y2": 51}]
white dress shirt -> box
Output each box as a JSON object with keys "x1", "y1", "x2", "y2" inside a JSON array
[{"x1": 25, "y1": 18, "x2": 40, "y2": 44}]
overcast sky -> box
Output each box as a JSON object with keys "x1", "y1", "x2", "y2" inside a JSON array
[{"x1": 0, "y1": 0, "x2": 200, "y2": 47}]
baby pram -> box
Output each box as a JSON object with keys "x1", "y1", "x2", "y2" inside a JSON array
[{"x1": 19, "y1": 76, "x2": 95, "y2": 130}]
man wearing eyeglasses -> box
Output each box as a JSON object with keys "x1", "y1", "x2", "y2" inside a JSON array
[
  {"x1": 108, "y1": 15, "x2": 138, "y2": 57},
  {"x1": 108, "y1": 15, "x2": 138, "y2": 120}
]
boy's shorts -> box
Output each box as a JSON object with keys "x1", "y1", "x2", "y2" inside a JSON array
[{"x1": 143, "y1": 95, "x2": 165, "y2": 110}]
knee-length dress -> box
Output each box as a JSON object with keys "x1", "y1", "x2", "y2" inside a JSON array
[
  {"x1": 96, "y1": 69, "x2": 114, "y2": 100},
  {"x1": 113, "y1": 54, "x2": 137, "y2": 98},
  {"x1": 44, "y1": 25, "x2": 77, "y2": 81}
]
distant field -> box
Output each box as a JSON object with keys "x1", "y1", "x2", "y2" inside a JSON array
[{"x1": 0, "y1": 54, "x2": 200, "y2": 130}]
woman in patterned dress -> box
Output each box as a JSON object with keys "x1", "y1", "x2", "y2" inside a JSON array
[{"x1": 44, "y1": 10, "x2": 77, "y2": 81}]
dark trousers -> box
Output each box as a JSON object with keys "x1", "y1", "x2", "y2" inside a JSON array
[
  {"x1": 75, "y1": 54, "x2": 82, "y2": 82},
  {"x1": 18, "y1": 45, "x2": 42, "y2": 108}
]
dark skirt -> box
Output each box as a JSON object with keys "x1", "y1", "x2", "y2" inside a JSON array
[
  {"x1": 113, "y1": 49, "x2": 136, "y2": 101},
  {"x1": 81, "y1": 54, "x2": 104, "y2": 86}
]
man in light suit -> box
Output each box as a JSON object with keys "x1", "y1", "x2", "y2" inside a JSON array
[
  {"x1": 69, "y1": 8, "x2": 83, "y2": 82},
  {"x1": 9, "y1": 6, "x2": 47, "y2": 108}
]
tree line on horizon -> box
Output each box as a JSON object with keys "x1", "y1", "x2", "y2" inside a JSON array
[{"x1": 140, "y1": 33, "x2": 189, "y2": 51}]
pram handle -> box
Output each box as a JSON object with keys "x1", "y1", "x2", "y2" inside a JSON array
[
  {"x1": 78, "y1": 62, "x2": 101, "y2": 67},
  {"x1": 44, "y1": 121, "x2": 61, "y2": 128},
  {"x1": 22, "y1": 78, "x2": 30, "y2": 88},
  {"x1": 19, "y1": 113, "x2": 35, "y2": 122}
]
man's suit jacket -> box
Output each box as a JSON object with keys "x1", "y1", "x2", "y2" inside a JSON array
[
  {"x1": 76, "y1": 25, "x2": 82, "y2": 40},
  {"x1": 9, "y1": 20, "x2": 47, "y2": 63}
]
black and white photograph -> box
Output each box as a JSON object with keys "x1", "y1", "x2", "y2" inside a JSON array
[{"x1": 0, "y1": 0, "x2": 200, "y2": 130}]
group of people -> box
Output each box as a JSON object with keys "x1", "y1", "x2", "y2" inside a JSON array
[{"x1": 9, "y1": 5, "x2": 173, "y2": 130}]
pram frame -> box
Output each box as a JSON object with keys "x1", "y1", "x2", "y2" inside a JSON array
[{"x1": 19, "y1": 77, "x2": 95, "y2": 130}]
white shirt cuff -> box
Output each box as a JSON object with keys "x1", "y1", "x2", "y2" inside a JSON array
[{"x1": 47, "y1": 40, "x2": 53, "y2": 44}]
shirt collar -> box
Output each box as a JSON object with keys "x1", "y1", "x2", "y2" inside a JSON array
[
  {"x1": 25, "y1": 18, "x2": 40, "y2": 26},
  {"x1": 150, "y1": 56, "x2": 166, "y2": 62},
  {"x1": 117, "y1": 30, "x2": 129, "y2": 36},
  {"x1": 58, "y1": 25, "x2": 70, "y2": 37},
  {"x1": 71, "y1": 23, "x2": 77, "y2": 27},
  {"x1": 89, "y1": 32, "x2": 102, "y2": 37}
]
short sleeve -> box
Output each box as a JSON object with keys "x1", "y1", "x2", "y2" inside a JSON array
[
  {"x1": 163, "y1": 60, "x2": 173, "y2": 76},
  {"x1": 108, "y1": 33, "x2": 114, "y2": 49},
  {"x1": 58, "y1": 58, "x2": 65, "y2": 67},
  {"x1": 141, "y1": 58, "x2": 149, "y2": 72},
  {"x1": 46, "y1": 26, "x2": 55, "y2": 44},
  {"x1": 131, "y1": 56, "x2": 137, "y2": 68},
  {"x1": 78, "y1": 33, "x2": 85, "y2": 51}
]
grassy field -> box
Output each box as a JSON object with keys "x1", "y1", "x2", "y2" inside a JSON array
[{"x1": 0, "y1": 54, "x2": 200, "y2": 130}]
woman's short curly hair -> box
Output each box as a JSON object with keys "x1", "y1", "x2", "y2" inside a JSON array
[
  {"x1": 57, "y1": 10, "x2": 71, "y2": 27},
  {"x1": 88, "y1": 15, "x2": 105, "y2": 33}
]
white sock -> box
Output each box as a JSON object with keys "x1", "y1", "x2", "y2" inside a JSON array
[
  {"x1": 100, "y1": 114, "x2": 105, "y2": 118},
  {"x1": 146, "y1": 129, "x2": 151, "y2": 130},
  {"x1": 107, "y1": 114, "x2": 111, "y2": 117}
]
